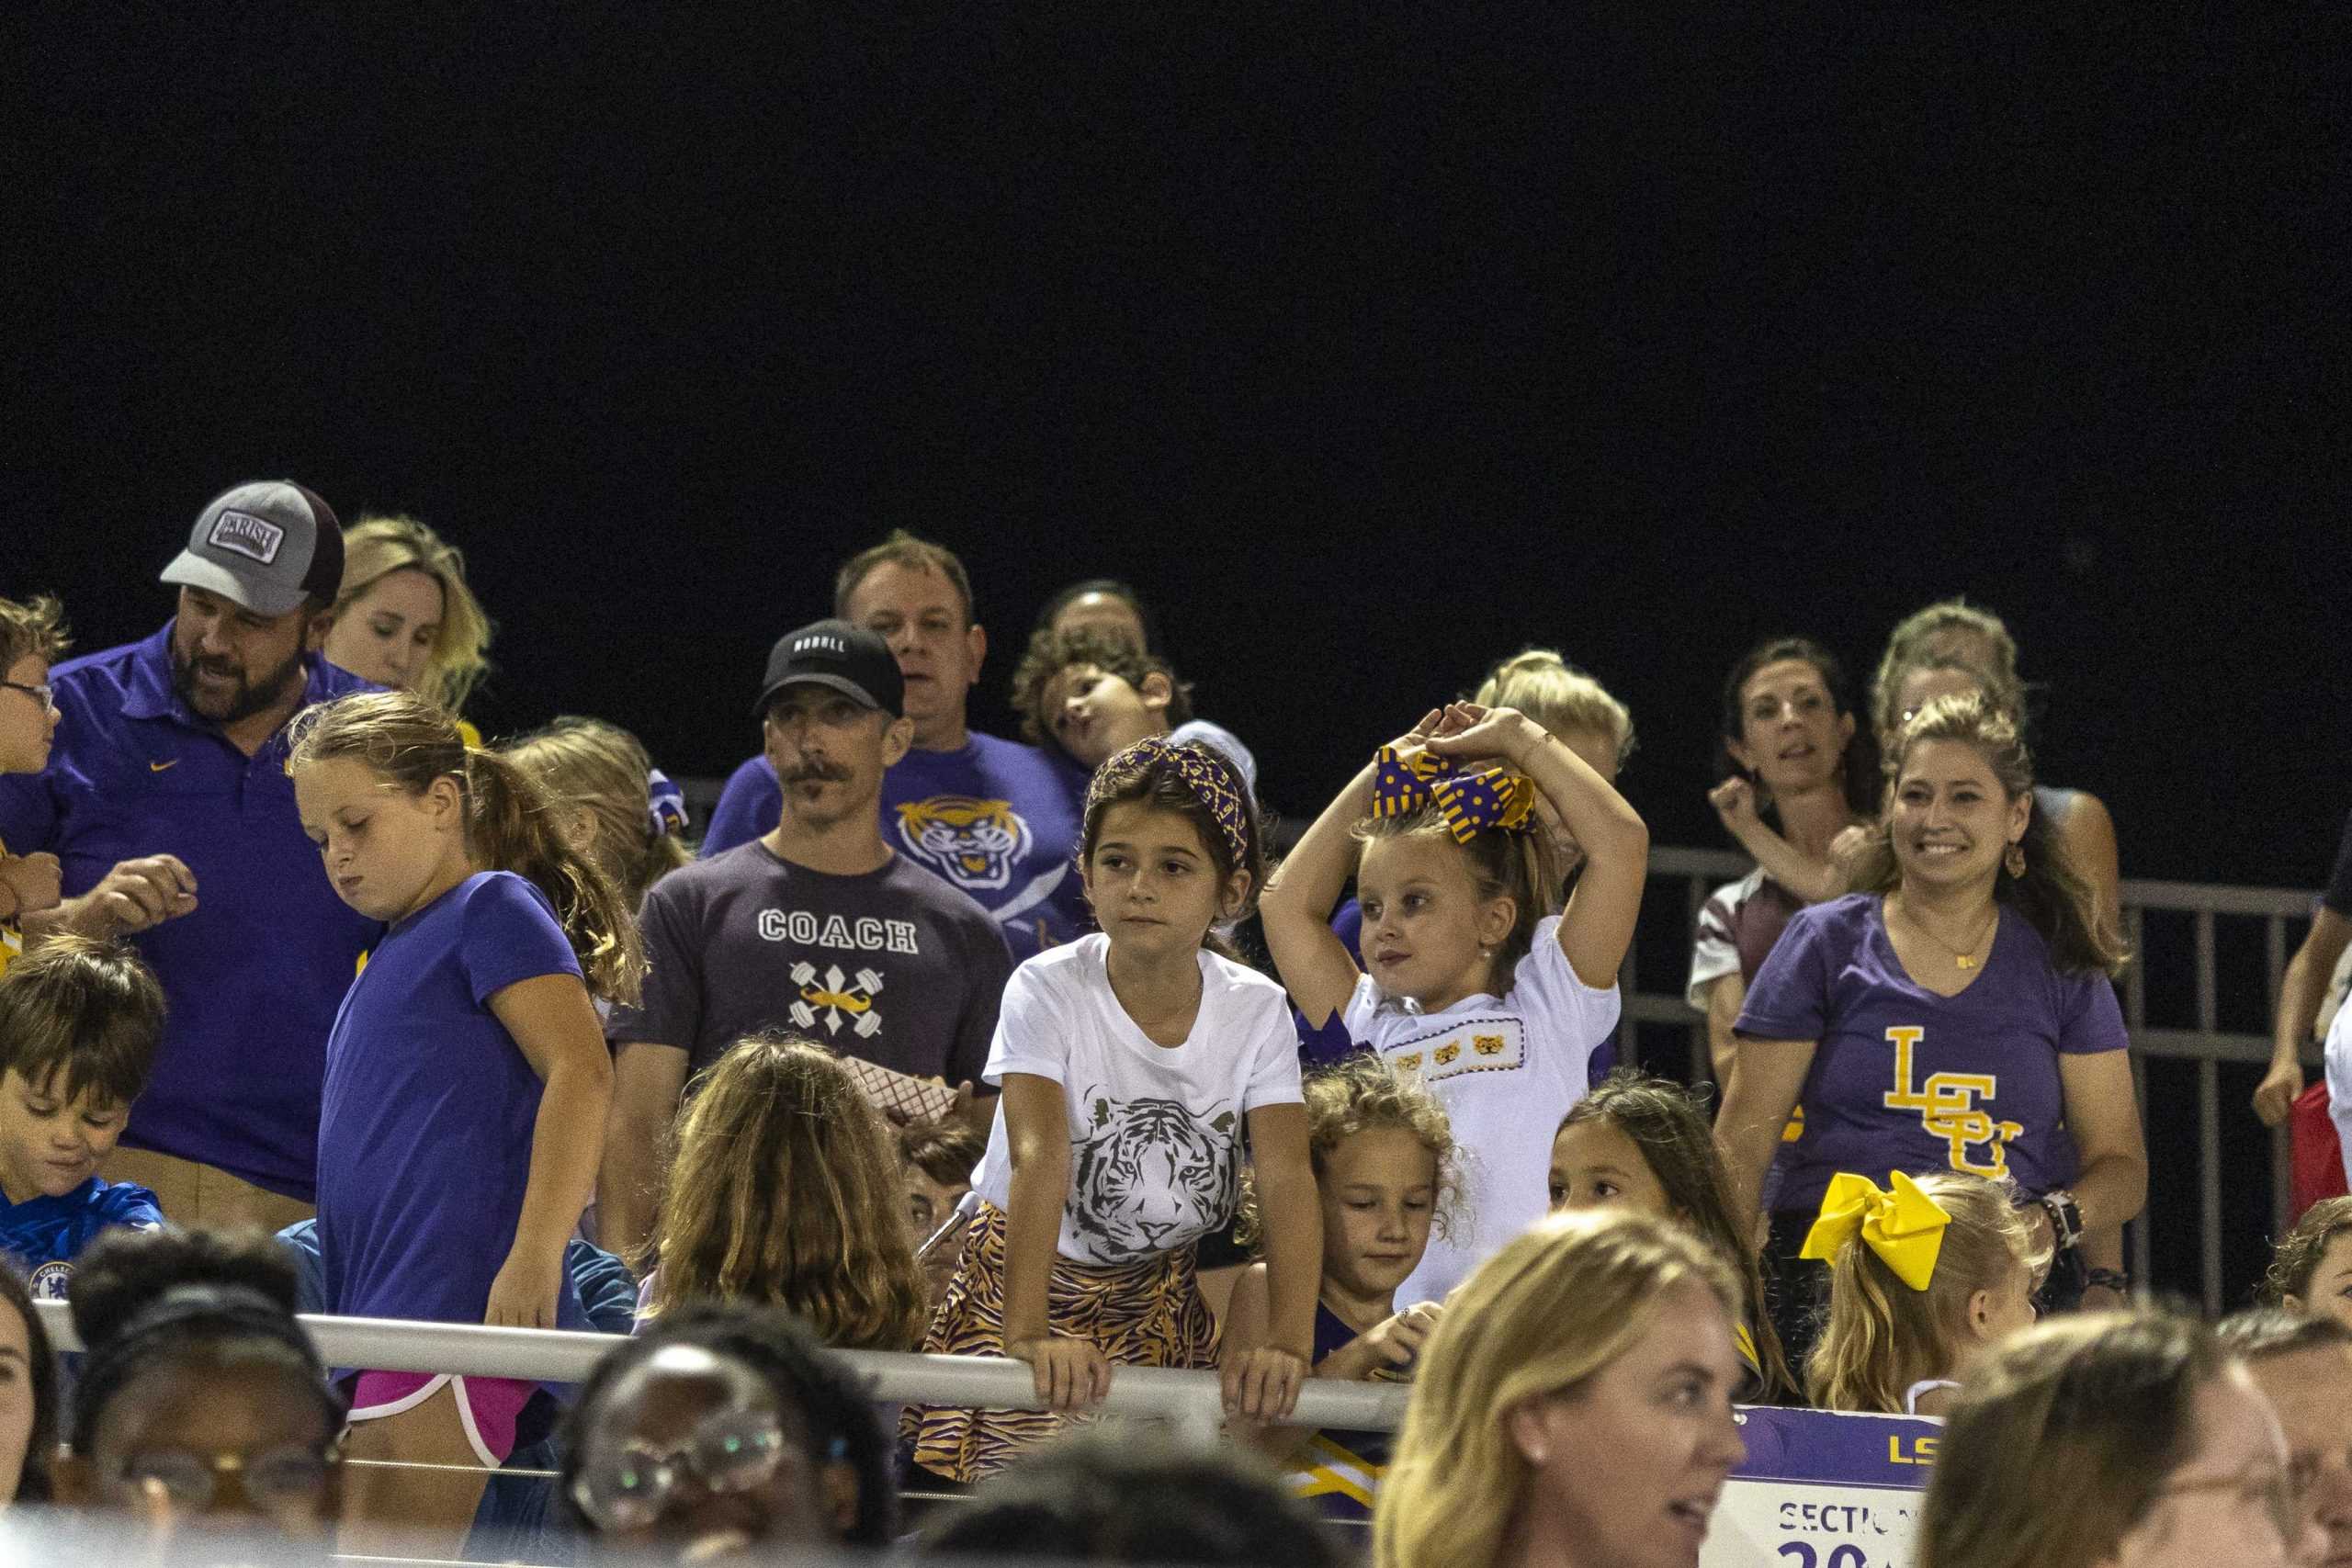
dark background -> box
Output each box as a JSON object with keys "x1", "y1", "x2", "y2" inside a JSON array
[{"x1": 14, "y1": 8, "x2": 2348, "y2": 1299}]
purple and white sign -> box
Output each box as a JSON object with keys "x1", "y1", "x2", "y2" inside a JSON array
[{"x1": 1703, "y1": 1407, "x2": 1939, "y2": 1568}]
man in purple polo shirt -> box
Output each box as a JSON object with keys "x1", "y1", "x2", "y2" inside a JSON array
[{"x1": 0, "y1": 482, "x2": 380, "y2": 1231}]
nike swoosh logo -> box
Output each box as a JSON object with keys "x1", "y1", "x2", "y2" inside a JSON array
[{"x1": 149, "y1": 760, "x2": 179, "y2": 773}]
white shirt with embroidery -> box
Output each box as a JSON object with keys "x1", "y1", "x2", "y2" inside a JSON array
[
  {"x1": 970, "y1": 935, "x2": 1305, "y2": 1267},
  {"x1": 1344, "y1": 914, "x2": 1620, "y2": 1303}
]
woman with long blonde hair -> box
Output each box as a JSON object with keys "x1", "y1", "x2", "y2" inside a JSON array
[
  {"x1": 1376, "y1": 1210, "x2": 1747, "y2": 1568},
  {"x1": 639, "y1": 1033, "x2": 927, "y2": 1351},
  {"x1": 321, "y1": 515, "x2": 494, "y2": 719}
]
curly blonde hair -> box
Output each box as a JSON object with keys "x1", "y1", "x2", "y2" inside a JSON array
[
  {"x1": 0, "y1": 594, "x2": 69, "y2": 672},
  {"x1": 2261, "y1": 1196, "x2": 2352, "y2": 1308},
  {"x1": 1238, "y1": 1053, "x2": 1460, "y2": 1247}
]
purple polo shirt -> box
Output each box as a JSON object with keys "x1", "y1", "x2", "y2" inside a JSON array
[{"x1": 0, "y1": 623, "x2": 382, "y2": 1201}]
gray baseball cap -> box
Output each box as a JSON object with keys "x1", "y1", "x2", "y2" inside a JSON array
[{"x1": 160, "y1": 480, "x2": 345, "y2": 617}]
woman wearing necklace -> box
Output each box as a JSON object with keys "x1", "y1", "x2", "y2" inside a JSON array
[{"x1": 1715, "y1": 691, "x2": 2145, "y2": 1372}]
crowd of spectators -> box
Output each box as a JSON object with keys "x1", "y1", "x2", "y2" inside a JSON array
[{"x1": 0, "y1": 479, "x2": 2343, "y2": 1565}]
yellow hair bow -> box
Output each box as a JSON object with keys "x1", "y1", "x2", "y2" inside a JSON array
[{"x1": 1798, "y1": 1170, "x2": 1952, "y2": 1292}]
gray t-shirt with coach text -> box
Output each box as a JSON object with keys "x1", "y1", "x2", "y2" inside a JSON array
[{"x1": 609, "y1": 840, "x2": 1015, "y2": 1083}]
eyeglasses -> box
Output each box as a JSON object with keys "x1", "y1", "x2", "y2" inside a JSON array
[
  {"x1": 0, "y1": 680, "x2": 54, "y2": 716},
  {"x1": 571, "y1": 1410, "x2": 800, "y2": 1533},
  {"x1": 2157, "y1": 1461, "x2": 2302, "y2": 1541},
  {"x1": 109, "y1": 1442, "x2": 338, "y2": 1509}
]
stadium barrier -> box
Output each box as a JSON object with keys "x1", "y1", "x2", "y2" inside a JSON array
[{"x1": 30, "y1": 1300, "x2": 1407, "y2": 1444}]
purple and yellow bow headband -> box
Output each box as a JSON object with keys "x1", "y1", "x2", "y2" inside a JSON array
[
  {"x1": 1092, "y1": 735, "x2": 1251, "y2": 866},
  {"x1": 1370, "y1": 745, "x2": 1535, "y2": 843},
  {"x1": 1798, "y1": 1170, "x2": 1953, "y2": 1292}
]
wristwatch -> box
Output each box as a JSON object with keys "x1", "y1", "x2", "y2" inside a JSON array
[
  {"x1": 2037, "y1": 1189, "x2": 2085, "y2": 1253},
  {"x1": 2082, "y1": 1268, "x2": 2132, "y2": 1295}
]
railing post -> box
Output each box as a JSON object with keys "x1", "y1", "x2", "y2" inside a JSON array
[
  {"x1": 2269, "y1": 913, "x2": 2294, "y2": 1236},
  {"x1": 2126, "y1": 904, "x2": 2154, "y2": 1294},
  {"x1": 1685, "y1": 871, "x2": 1712, "y2": 1085},
  {"x1": 2197, "y1": 911, "x2": 2222, "y2": 1316}
]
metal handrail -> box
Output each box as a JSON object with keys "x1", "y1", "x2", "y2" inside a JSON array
[{"x1": 28, "y1": 1302, "x2": 1408, "y2": 1442}]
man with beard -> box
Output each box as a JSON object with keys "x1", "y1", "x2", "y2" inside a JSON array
[
  {"x1": 0, "y1": 482, "x2": 379, "y2": 1230},
  {"x1": 599, "y1": 621, "x2": 1013, "y2": 1259}
]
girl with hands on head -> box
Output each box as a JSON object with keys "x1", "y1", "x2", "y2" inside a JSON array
[
  {"x1": 287, "y1": 689, "x2": 644, "y2": 1555},
  {"x1": 1226, "y1": 1055, "x2": 1460, "y2": 1521},
  {"x1": 905, "y1": 738, "x2": 1316, "y2": 1483},
  {"x1": 1263, "y1": 699, "x2": 1647, "y2": 1303}
]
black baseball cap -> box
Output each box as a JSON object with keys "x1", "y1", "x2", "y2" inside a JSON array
[{"x1": 756, "y1": 619, "x2": 904, "y2": 719}]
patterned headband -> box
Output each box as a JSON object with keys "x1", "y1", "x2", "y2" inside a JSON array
[
  {"x1": 1092, "y1": 735, "x2": 1251, "y2": 866},
  {"x1": 1370, "y1": 744, "x2": 1535, "y2": 842}
]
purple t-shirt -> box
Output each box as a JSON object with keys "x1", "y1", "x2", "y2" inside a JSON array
[
  {"x1": 701, "y1": 733, "x2": 1088, "y2": 957},
  {"x1": 1734, "y1": 893, "x2": 2128, "y2": 1212},
  {"x1": 316, "y1": 872, "x2": 591, "y2": 1328}
]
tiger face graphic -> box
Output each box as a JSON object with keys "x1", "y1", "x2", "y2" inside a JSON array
[
  {"x1": 1066, "y1": 1094, "x2": 1239, "y2": 1264},
  {"x1": 895, "y1": 795, "x2": 1033, "y2": 893}
]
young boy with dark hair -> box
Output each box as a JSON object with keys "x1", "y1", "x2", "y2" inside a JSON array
[
  {"x1": 0, "y1": 933, "x2": 167, "y2": 1296},
  {"x1": 1009, "y1": 625, "x2": 1259, "y2": 798}
]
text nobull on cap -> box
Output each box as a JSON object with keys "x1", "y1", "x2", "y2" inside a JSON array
[
  {"x1": 160, "y1": 480, "x2": 345, "y2": 617},
  {"x1": 755, "y1": 618, "x2": 904, "y2": 719}
]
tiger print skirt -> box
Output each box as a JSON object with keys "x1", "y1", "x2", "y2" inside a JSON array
[{"x1": 903, "y1": 1201, "x2": 1219, "y2": 1483}]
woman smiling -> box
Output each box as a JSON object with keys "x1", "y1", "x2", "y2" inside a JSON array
[{"x1": 1716, "y1": 693, "x2": 2146, "y2": 1364}]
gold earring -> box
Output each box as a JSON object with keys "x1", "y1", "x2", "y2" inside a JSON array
[{"x1": 2005, "y1": 843, "x2": 2026, "y2": 879}]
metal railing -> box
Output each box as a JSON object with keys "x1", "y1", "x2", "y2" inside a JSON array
[
  {"x1": 1624, "y1": 845, "x2": 2316, "y2": 1316},
  {"x1": 30, "y1": 1301, "x2": 1408, "y2": 1444}
]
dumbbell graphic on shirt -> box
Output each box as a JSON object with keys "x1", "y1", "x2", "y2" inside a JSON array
[{"x1": 790, "y1": 962, "x2": 885, "y2": 1039}]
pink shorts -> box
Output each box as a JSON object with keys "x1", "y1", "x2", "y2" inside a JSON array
[{"x1": 348, "y1": 1371, "x2": 536, "y2": 1466}]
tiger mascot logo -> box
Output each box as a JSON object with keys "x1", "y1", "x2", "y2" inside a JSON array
[
  {"x1": 895, "y1": 795, "x2": 1033, "y2": 893},
  {"x1": 1065, "y1": 1094, "x2": 1239, "y2": 1264}
]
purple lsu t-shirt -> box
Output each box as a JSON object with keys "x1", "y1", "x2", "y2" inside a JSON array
[
  {"x1": 316, "y1": 872, "x2": 592, "y2": 1328},
  {"x1": 1734, "y1": 893, "x2": 2128, "y2": 1213}
]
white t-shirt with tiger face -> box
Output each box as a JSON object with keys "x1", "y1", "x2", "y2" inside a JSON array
[
  {"x1": 1345, "y1": 914, "x2": 1621, "y2": 1304},
  {"x1": 970, "y1": 934, "x2": 1306, "y2": 1267}
]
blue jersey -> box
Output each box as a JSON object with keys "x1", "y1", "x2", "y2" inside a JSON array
[
  {"x1": 316, "y1": 871, "x2": 590, "y2": 1329},
  {"x1": 1, "y1": 1178, "x2": 164, "y2": 1299},
  {"x1": 703, "y1": 732, "x2": 1089, "y2": 957},
  {"x1": 0, "y1": 625, "x2": 381, "y2": 1199}
]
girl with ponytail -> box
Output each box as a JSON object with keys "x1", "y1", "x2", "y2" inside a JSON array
[
  {"x1": 1801, "y1": 1169, "x2": 2043, "y2": 1415},
  {"x1": 288, "y1": 689, "x2": 643, "y2": 1554},
  {"x1": 499, "y1": 716, "x2": 693, "y2": 914}
]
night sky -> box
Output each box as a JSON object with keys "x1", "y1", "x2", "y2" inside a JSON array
[{"x1": 17, "y1": 9, "x2": 2348, "y2": 1296}]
